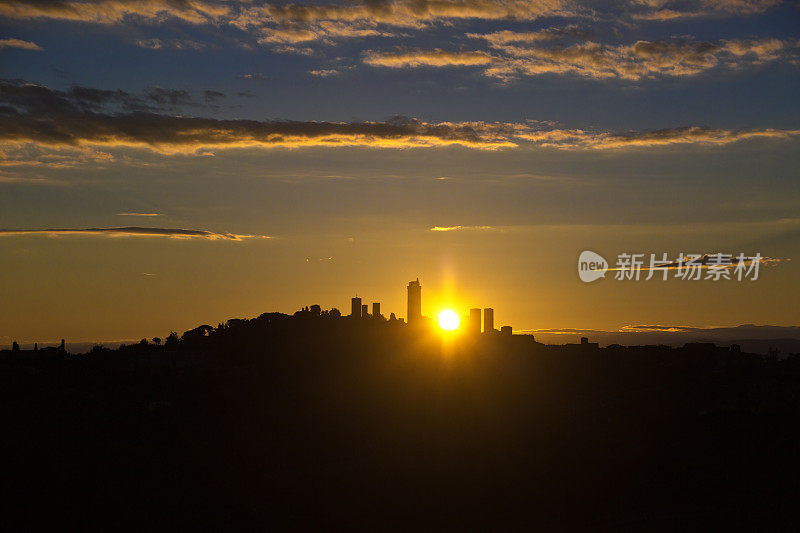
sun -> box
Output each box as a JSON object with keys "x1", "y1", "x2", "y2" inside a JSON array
[{"x1": 438, "y1": 309, "x2": 460, "y2": 331}]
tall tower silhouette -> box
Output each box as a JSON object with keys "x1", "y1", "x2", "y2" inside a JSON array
[
  {"x1": 469, "y1": 308, "x2": 481, "y2": 334},
  {"x1": 351, "y1": 296, "x2": 362, "y2": 318},
  {"x1": 407, "y1": 278, "x2": 421, "y2": 324},
  {"x1": 483, "y1": 308, "x2": 494, "y2": 333}
]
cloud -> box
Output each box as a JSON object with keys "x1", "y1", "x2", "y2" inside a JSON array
[
  {"x1": 375, "y1": 37, "x2": 799, "y2": 81},
  {"x1": 0, "y1": 81, "x2": 520, "y2": 150},
  {"x1": 0, "y1": 142, "x2": 116, "y2": 168},
  {"x1": 0, "y1": 0, "x2": 575, "y2": 37},
  {"x1": 136, "y1": 38, "x2": 206, "y2": 50},
  {"x1": 516, "y1": 324, "x2": 800, "y2": 354},
  {"x1": 256, "y1": 20, "x2": 391, "y2": 47},
  {"x1": 562, "y1": 125, "x2": 800, "y2": 149},
  {"x1": 631, "y1": 0, "x2": 783, "y2": 21},
  {"x1": 239, "y1": 1, "x2": 576, "y2": 28},
  {"x1": 430, "y1": 225, "x2": 495, "y2": 231},
  {"x1": 203, "y1": 90, "x2": 225, "y2": 104},
  {"x1": 0, "y1": 0, "x2": 230, "y2": 24},
  {"x1": 0, "y1": 170, "x2": 57, "y2": 184},
  {"x1": 144, "y1": 86, "x2": 195, "y2": 108},
  {"x1": 0, "y1": 79, "x2": 224, "y2": 116},
  {"x1": 2, "y1": 81, "x2": 798, "y2": 154},
  {"x1": 0, "y1": 1, "x2": 784, "y2": 39},
  {"x1": 229, "y1": 1, "x2": 588, "y2": 51},
  {"x1": 116, "y1": 212, "x2": 161, "y2": 216},
  {"x1": 237, "y1": 73, "x2": 272, "y2": 81},
  {"x1": 0, "y1": 37, "x2": 42, "y2": 50},
  {"x1": 619, "y1": 323, "x2": 799, "y2": 335},
  {"x1": 467, "y1": 26, "x2": 591, "y2": 45},
  {"x1": 0, "y1": 226, "x2": 269, "y2": 240},
  {"x1": 363, "y1": 49, "x2": 494, "y2": 67},
  {"x1": 308, "y1": 68, "x2": 343, "y2": 77},
  {"x1": 271, "y1": 45, "x2": 316, "y2": 55}
]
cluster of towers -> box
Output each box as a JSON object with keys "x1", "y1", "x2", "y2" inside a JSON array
[
  {"x1": 349, "y1": 278, "x2": 511, "y2": 334},
  {"x1": 350, "y1": 296, "x2": 386, "y2": 321},
  {"x1": 466, "y1": 307, "x2": 496, "y2": 334}
]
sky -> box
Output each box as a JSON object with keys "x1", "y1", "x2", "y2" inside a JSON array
[{"x1": 1, "y1": 0, "x2": 799, "y2": 346}]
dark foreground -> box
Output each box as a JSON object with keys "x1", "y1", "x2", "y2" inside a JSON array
[{"x1": 3, "y1": 314, "x2": 800, "y2": 530}]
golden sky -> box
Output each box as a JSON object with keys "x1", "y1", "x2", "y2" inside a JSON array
[{"x1": 1, "y1": 0, "x2": 799, "y2": 343}]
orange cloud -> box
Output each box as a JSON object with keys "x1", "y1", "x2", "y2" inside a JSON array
[
  {"x1": 2, "y1": 81, "x2": 798, "y2": 156},
  {"x1": 0, "y1": 0, "x2": 229, "y2": 24},
  {"x1": 363, "y1": 48, "x2": 494, "y2": 67},
  {"x1": 467, "y1": 26, "x2": 591, "y2": 45},
  {"x1": 255, "y1": 1, "x2": 575, "y2": 27},
  {"x1": 0, "y1": 37, "x2": 42, "y2": 50},
  {"x1": 430, "y1": 225, "x2": 496, "y2": 231},
  {"x1": 0, "y1": 227, "x2": 268, "y2": 240},
  {"x1": 631, "y1": 0, "x2": 782, "y2": 20},
  {"x1": 369, "y1": 37, "x2": 798, "y2": 81}
]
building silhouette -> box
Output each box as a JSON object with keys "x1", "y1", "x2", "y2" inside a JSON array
[
  {"x1": 501, "y1": 326, "x2": 512, "y2": 335},
  {"x1": 483, "y1": 308, "x2": 494, "y2": 333},
  {"x1": 407, "y1": 278, "x2": 421, "y2": 324},
  {"x1": 361, "y1": 304, "x2": 368, "y2": 319},
  {"x1": 468, "y1": 308, "x2": 481, "y2": 334},
  {"x1": 372, "y1": 302, "x2": 381, "y2": 319},
  {"x1": 351, "y1": 296, "x2": 362, "y2": 318}
]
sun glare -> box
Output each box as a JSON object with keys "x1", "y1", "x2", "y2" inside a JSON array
[{"x1": 438, "y1": 309, "x2": 460, "y2": 331}]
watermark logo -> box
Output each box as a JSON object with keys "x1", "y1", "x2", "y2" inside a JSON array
[
  {"x1": 578, "y1": 250, "x2": 608, "y2": 283},
  {"x1": 578, "y1": 251, "x2": 772, "y2": 282}
]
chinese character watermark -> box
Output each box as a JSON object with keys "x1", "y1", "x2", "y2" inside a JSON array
[{"x1": 579, "y1": 252, "x2": 767, "y2": 283}]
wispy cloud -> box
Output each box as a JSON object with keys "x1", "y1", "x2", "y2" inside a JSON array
[
  {"x1": 518, "y1": 125, "x2": 800, "y2": 149},
  {"x1": 515, "y1": 323, "x2": 800, "y2": 354},
  {"x1": 467, "y1": 26, "x2": 591, "y2": 45},
  {"x1": 116, "y1": 212, "x2": 161, "y2": 217},
  {"x1": 136, "y1": 38, "x2": 207, "y2": 50},
  {"x1": 366, "y1": 37, "x2": 799, "y2": 81},
  {"x1": 0, "y1": 143, "x2": 116, "y2": 168},
  {"x1": 256, "y1": 20, "x2": 393, "y2": 50},
  {"x1": 237, "y1": 73, "x2": 272, "y2": 81},
  {"x1": 0, "y1": 0, "x2": 230, "y2": 24},
  {"x1": 235, "y1": 1, "x2": 578, "y2": 30},
  {"x1": 363, "y1": 49, "x2": 494, "y2": 68},
  {"x1": 0, "y1": 37, "x2": 42, "y2": 50},
  {"x1": 0, "y1": 1, "x2": 785, "y2": 45},
  {"x1": 0, "y1": 226, "x2": 270, "y2": 240},
  {"x1": 2, "y1": 81, "x2": 798, "y2": 155},
  {"x1": 430, "y1": 225, "x2": 496, "y2": 231},
  {"x1": 631, "y1": 0, "x2": 783, "y2": 21},
  {"x1": 0, "y1": 79, "x2": 225, "y2": 116},
  {"x1": 308, "y1": 68, "x2": 344, "y2": 77}
]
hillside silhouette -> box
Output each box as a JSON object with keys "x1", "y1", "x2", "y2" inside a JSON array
[{"x1": 3, "y1": 309, "x2": 800, "y2": 529}]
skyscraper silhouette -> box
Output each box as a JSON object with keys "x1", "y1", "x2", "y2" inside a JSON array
[
  {"x1": 469, "y1": 308, "x2": 481, "y2": 334},
  {"x1": 372, "y1": 302, "x2": 381, "y2": 319},
  {"x1": 351, "y1": 296, "x2": 362, "y2": 318},
  {"x1": 361, "y1": 304, "x2": 368, "y2": 318},
  {"x1": 483, "y1": 308, "x2": 494, "y2": 333},
  {"x1": 407, "y1": 278, "x2": 421, "y2": 324}
]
